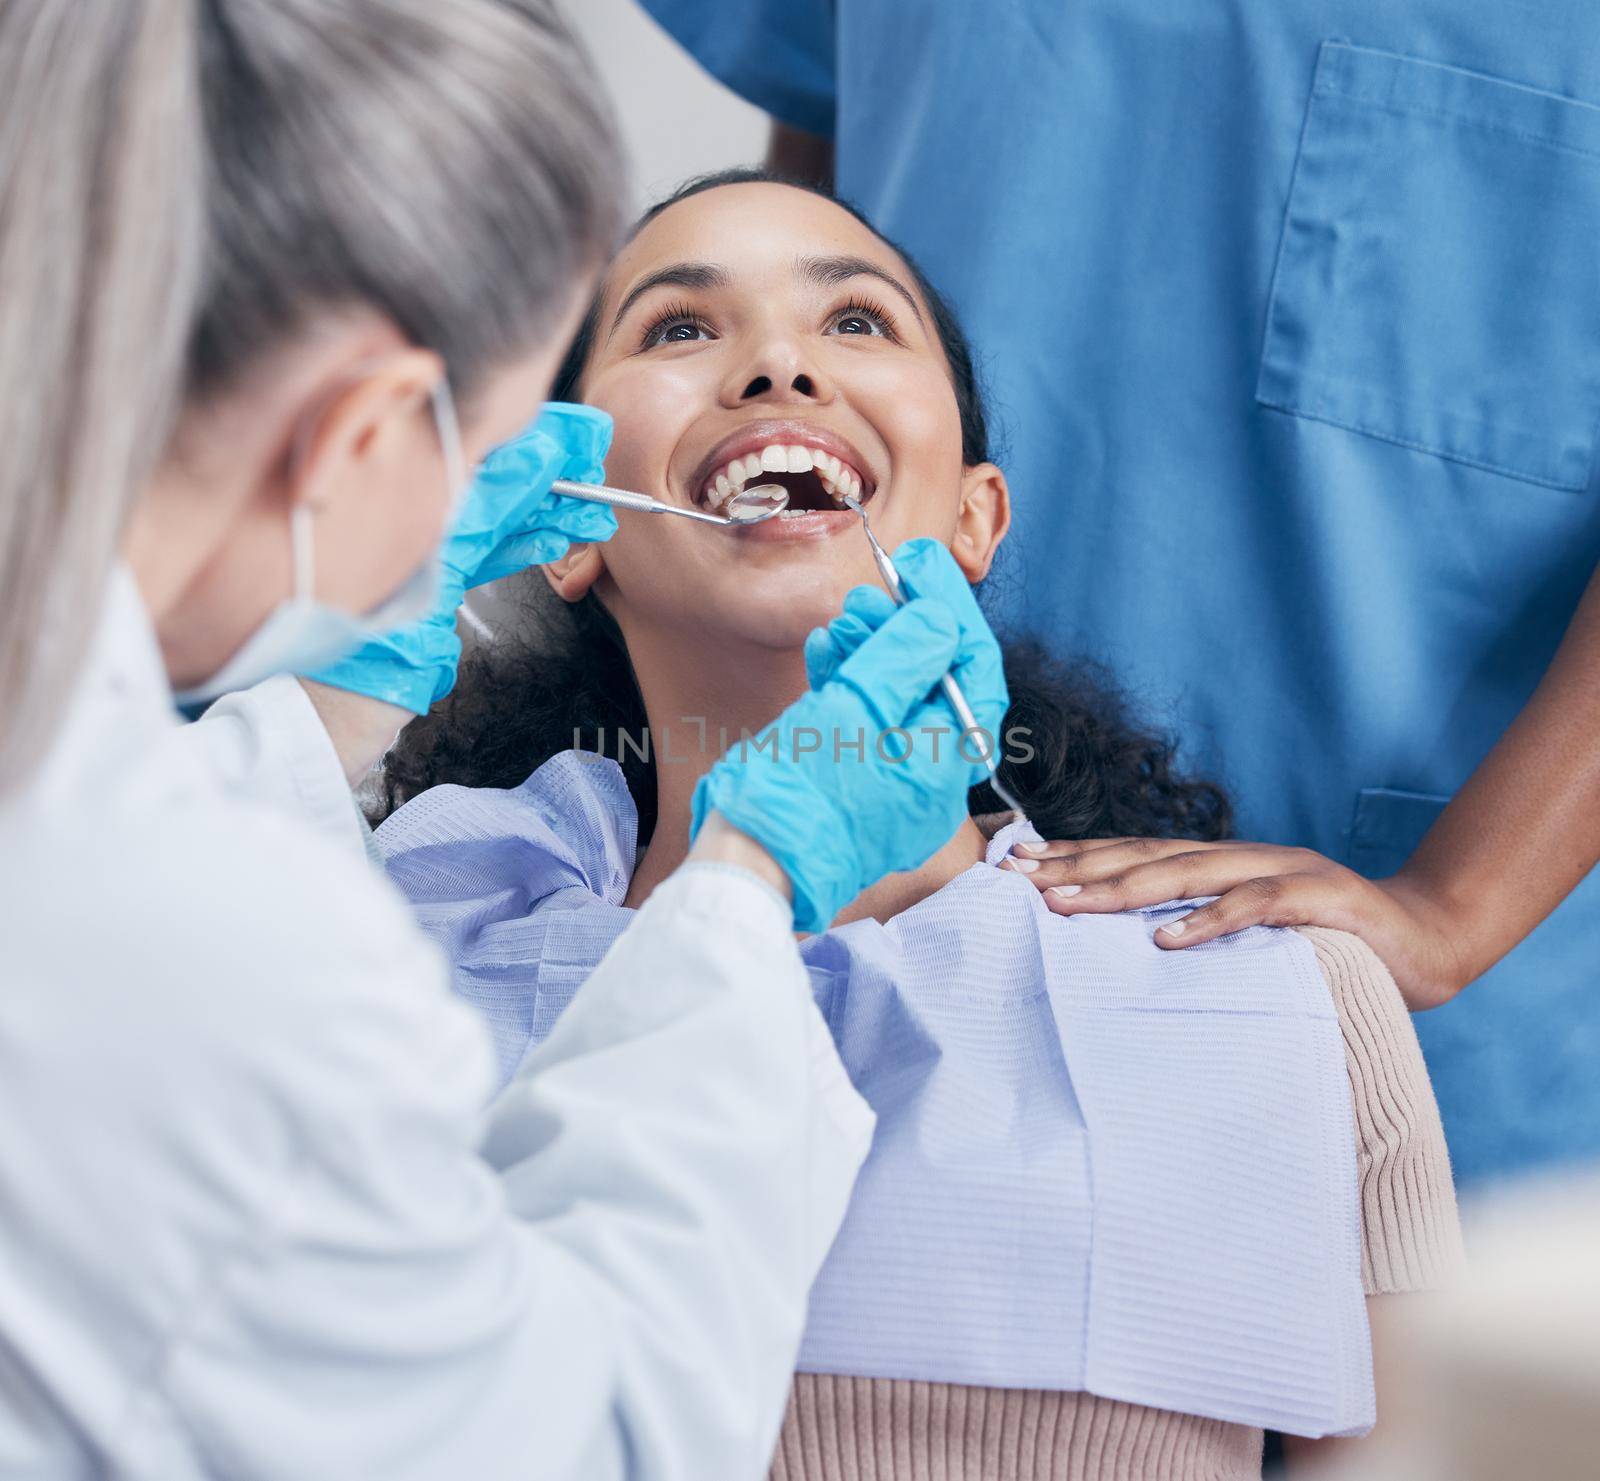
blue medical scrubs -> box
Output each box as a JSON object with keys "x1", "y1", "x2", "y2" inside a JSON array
[{"x1": 642, "y1": 0, "x2": 1600, "y2": 1186}]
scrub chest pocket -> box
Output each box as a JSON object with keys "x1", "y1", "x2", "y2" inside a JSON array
[
  {"x1": 1259, "y1": 42, "x2": 1600, "y2": 492},
  {"x1": 1346, "y1": 786, "x2": 1450, "y2": 879}
]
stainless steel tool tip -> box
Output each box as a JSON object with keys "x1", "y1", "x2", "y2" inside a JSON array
[{"x1": 723, "y1": 482, "x2": 789, "y2": 524}]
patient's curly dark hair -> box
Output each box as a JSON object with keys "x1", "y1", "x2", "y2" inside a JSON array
[{"x1": 380, "y1": 171, "x2": 1231, "y2": 847}]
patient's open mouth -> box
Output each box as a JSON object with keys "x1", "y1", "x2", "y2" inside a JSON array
[{"x1": 696, "y1": 440, "x2": 873, "y2": 518}]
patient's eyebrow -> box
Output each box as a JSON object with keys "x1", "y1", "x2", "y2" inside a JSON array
[
  {"x1": 797, "y1": 254, "x2": 925, "y2": 328},
  {"x1": 608, "y1": 261, "x2": 730, "y2": 340}
]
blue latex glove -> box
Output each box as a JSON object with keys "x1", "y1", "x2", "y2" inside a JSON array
[
  {"x1": 690, "y1": 539, "x2": 1009, "y2": 932},
  {"x1": 306, "y1": 402, "x2": 616, "y2": 713}
]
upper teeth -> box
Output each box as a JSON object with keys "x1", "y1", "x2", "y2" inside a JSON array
[{"x1": 703, "y1": 443, "x2": 864, "y2": 509}]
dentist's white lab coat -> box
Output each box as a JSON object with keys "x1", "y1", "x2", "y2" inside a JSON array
[{"x1": 0, "y1": 570, "x2": 873, "y2": 1480}]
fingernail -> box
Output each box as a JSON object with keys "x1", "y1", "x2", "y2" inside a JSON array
[
  {"x1": 1013, "y1": 840, "x2": 1048, "y2": 856},
  {"x1": 1159, "y1": 918, "x2": 1188, "y2": 938},
  {"x1": 1002, "y1": 856, "x2": 1039, "y2": 873},
  {"x1": 1048, "y1": 884, "x2": 1081, "y2": 898}
]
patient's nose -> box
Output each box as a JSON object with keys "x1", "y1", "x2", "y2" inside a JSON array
[{"x1": 721, "y1": 336, "x2": 835, "y2": 408}]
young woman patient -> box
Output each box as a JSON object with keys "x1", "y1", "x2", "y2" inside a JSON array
[{"x1": 377, "y1": 172, "x2": 1463, "y2": 1480}]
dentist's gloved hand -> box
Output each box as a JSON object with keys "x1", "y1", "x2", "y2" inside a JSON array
[
  {"x1": 690, "y1": 539, "x2": 1009, "y2": 933},
  {"x1": 305, "y1": 402, "x2": 616, "y2": 714},
  {"x1": 800, "y1": 538, "x2": 1009, "y2": 709}
]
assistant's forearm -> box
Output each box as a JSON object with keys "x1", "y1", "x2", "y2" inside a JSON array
[{"x1": 1395, "y1": 562, "x2": 1600, "y2": 985}]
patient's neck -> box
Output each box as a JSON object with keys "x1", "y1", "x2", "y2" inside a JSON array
[{"x1": 619, "y1": 624, "x2": 990, "y2": 924}]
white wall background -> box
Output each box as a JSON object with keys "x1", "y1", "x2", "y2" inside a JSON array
[{"x1": 558, "y1": 0, "x2": 768, "y2": 210}]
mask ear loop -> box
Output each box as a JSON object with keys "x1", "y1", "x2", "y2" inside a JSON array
[
  {"x1": 287, "y1": 353, "x2": 488, "y2": 636},
  {"x1": 428, "y1": 373, "x2": 494, "y2": 642},
  {"x1": 289, "y1": 501, "x2": 316, "y2": 605},
  {"x1": 430, "y1": 375, "x2": 469, "y2": 526},
  {"x1": 283, "y1": 369, "x2": 334, "y2": 613}
]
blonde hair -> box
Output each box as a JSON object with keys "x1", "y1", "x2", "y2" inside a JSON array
[
  {"x1": 0, "y1": 0, "x2": 203, "y2": 789},
  {"x1": 0, "y1": 0, "x2": 623, "y2": 791}
]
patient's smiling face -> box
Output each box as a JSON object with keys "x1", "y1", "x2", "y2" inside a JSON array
[{"x1": 547, "y1": 181, "x2": 1009, "y2": 656}]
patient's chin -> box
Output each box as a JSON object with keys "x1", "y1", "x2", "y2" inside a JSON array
[
  {"x1": 759, "y1": 605, "x2": 840, "y2": 652},
  {"x1": 714, "y1": 593, "x2": 847, "y2": 655}
]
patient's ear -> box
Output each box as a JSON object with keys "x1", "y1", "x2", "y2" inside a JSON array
[
  {"x1": 541, "y1": 543, "x2": 607, "y2": 603},
  {"x1": 952, "y1": 463, "x2": 1011, "y2": 583}
]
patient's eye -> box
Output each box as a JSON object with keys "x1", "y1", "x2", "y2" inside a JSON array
[
  {"x1": 650, "y1": 320, "x2": 706, "y2": 345},
  {"x1": 826, "y1": 296, "x2": 900, "y2": 342},
  {"x1": 639, "y1": 301, "x2": 712, "y2": 350}
]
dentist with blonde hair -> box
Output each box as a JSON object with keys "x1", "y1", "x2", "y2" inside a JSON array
[{"x1": 0, "y1": 3, "x2": 1008, "y2": 1477}]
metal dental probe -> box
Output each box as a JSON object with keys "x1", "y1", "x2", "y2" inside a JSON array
[
  {"x1": 550, "y1": 478, "x2": 789, "y2": 526},
  {"x1": 457, "y1": 479, "x2": 787, "y2": 641},
  {"x1": 839, "y1": 494, "x2": 1026, "y2": 816}
]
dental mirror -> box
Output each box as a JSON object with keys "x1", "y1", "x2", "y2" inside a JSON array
[
  {"x1": 550, "y1": 477, "x2": 790, "y2": 527},
  {"x1": 723, "y1": 482, "x2": 789, "y2": 523}
]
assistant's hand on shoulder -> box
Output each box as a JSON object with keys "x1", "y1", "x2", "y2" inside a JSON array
[{"x1": 999, "y1": 835, "x2": 1468, "y2": 1011}]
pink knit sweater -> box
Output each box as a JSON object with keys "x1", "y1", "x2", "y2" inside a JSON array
[{"x1": 769, "y1": 929, "x2": 1463, "y2": 1481}]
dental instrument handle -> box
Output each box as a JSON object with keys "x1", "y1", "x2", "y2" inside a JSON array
[
  {"x1": 551, "y1": 477, "x2": 724, "y2": 525},
  {"x1": 551, "y1": 478, "x2": 788, "y2": 527},
  {"x1": 842, "y1": 497, "x2": 1026, "y2": 816},
  {"x1": 550, "y1": 477, "x2": 657, "y2": 513},
  {"x1": 934, "y1": 645, "x2": 1025, "y2": 814},
  {"x1": 871, "y1": 545, "x2": 1016, "y2": 798}
]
